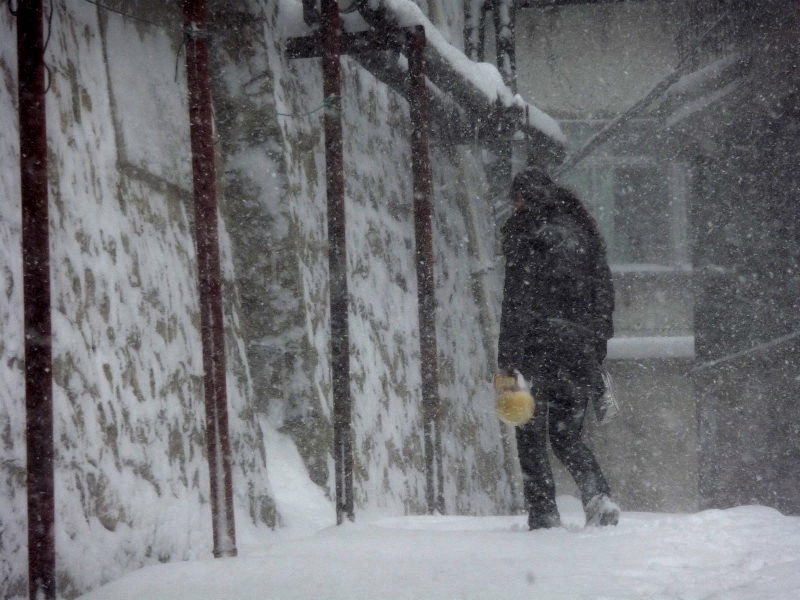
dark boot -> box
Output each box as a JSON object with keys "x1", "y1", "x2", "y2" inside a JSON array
[{"x1": 584, "y1": 493, "x2": 620, "y2": 526}]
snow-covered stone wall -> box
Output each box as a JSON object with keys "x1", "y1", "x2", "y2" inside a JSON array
[
  {"x1": 1, "y1": 4, "x2": 274, "y2": 598},
  {"x1": 1, "y1": 1, "x2": 517, "y2": 596},
  {"x1": 236, "y1": 0, "x2": 515, "y2": 516}
]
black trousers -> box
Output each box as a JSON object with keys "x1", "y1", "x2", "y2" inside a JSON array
[{"x1": 516, "y1": 357, "x2": 611, "y2": 519}]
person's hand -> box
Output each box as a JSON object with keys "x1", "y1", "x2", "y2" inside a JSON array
[
  {"x1": 595, "y1": 339, "x2": 607, "y2": 363},
  {"x1": 498, "y1": 364, "x2": 518, "y2": 376}
]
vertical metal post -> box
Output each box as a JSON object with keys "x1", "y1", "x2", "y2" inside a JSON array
[
  {"x1": 407, "y1": 26, "x2": 444, "y2": 514},
  {"x1": 182, "y1": 0, "x2": 237, "y2": 557},
  {"x1": 493, "y1": 0, "x2": 517, "y2": 93},
  {"x1": 321, "y1": 0, "x2": 354, "y2": 525},
  {"x1": 18, "y1": 1, "x2": 56, "y2": 596},
  {"x1": 464, "y1": 0, "x2": 488, "y2": 62}
]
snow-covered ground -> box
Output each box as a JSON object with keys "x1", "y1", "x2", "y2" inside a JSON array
[
  {"x1": 78, "y1": 496, "x2": 800, "y2": 600},
  {"x1": 75, "y1": 429, "x2": 800, "y2": 599}
]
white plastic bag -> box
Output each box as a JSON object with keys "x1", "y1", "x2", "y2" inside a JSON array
[{"x1": 593, "y1": 367, "x2": 620, "y2": 424}]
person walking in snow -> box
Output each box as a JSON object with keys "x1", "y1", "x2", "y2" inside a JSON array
[{"x1": 498, "y1": 166, "x2": 620, "y2": 530}]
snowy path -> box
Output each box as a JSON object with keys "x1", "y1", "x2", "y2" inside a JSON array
[{"x1": 78, "y1": 497, "x2": 800, "y2": 600}]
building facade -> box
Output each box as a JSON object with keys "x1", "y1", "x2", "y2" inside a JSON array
[{"x1": 480, "y1": 0, "x2": 799, "y2": 514}]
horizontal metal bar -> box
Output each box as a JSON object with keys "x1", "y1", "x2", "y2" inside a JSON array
[
  {"x1": 286, "y1": 27, "x2": 408, "y2": 59},
  {"x1": 690, "y1": 330, "x2": 800, "y2": 374},
  {"x1": 287, "y1": 22, "x2": 563, "y2": 157},
  {"x1": 517, "y1": 0, "x2": 646, "y2": 8}
]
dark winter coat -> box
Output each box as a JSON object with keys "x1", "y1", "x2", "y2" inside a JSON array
[{"x1": 498, "y1": 186, "x2": 614, "y2": 398}]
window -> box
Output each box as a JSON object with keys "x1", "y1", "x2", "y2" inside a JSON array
[
  {"x1": 554, "y1": 115, "x2": 691, "y2": 270},
  {"x1": 563, "y1": 159, "x2": 689, "y2": 268}
]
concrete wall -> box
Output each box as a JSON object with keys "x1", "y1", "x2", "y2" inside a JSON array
[
  {"x1": 515, "y1": 1, "x2": 678, "y2": 118},
  {"x1": 686, "y1": 3, "x2": 800, "y2": 514}
]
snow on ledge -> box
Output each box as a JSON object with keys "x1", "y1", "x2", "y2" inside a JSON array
[
  {"x1": 278, "y1": 0, "x2": 565, "y2": 145},
  {"x1": 372, "y1": 0, "x2": 564, "y2": 143},
  {"x1": 607, "y1": 336, "x2": 695, "y2": 361}
]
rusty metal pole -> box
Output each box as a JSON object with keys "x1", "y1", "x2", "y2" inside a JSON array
[
  {"x1": 182, "y1": 0, "x2": 237, "y2": 557},
  {"x1": 321, "y1": 0, "x2": 355, "y2": 525},
  {"x1": 407, "y1": 26, "x2": 444, "y2": 514},
  {"x1": 17, "y1": 1, "x2": 56, "y2": 596}
]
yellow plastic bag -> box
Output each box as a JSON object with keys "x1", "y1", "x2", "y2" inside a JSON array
[{"x1": 493, "y1": 371, "x2": 535, "y2": 426}]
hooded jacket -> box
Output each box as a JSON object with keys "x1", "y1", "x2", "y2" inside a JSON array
[{"x1": 498, "y1": 184, "x2": 614, "y2": 378}]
